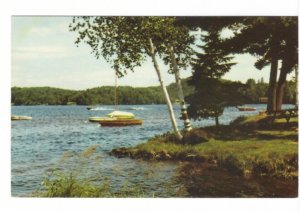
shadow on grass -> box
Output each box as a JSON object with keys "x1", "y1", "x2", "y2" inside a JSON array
[
  {"x1": 202, "y1": 116, "x2": 298, "y2": 142},
  {"x1": 175, "y1": 162, "x2": 298, "y2": 197}
]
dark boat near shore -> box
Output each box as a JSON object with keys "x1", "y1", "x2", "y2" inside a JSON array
[{"x1": 237, "y1": 107, "x2": 256, "y2": 111}]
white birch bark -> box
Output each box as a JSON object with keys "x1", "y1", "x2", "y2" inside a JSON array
[
  {"x1": 148, "y1": 38, "x2": 183, "y2": 140},
  {"x1": 169, "y1": 46, "x2": 192, "y2": 131}
]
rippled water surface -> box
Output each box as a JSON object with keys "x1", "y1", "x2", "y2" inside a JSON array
[{"x1": 11, "y1": 104, "x2": 293, "y2": 197}]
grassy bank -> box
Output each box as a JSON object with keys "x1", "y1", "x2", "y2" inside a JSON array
[{"x1": 111, "y1": 114, "x2": 298, "y2": 179}]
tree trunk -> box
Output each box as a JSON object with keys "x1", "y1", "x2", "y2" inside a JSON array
[
  {"x1": 267, "y1": 57, "x2": 278, "y2": 113},
  {"x1": 276, "y1": 65, "x2": 288, "y2": 111},
  {"x1": 148, "y1": 38, "x2": 183, "y2": 140},
  {"x1": 215, "y1": 116, "x2": 219, "y2": 127},
  {"x1": 295, "y1": 67, "x2": 298, "y2": 108},
  {"x1": 168, "y1": 46, "x2": 192, "y2": 132}
]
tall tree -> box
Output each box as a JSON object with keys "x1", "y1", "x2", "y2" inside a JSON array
[
  {"x1": 219, "y1": 17, "x2": 298, "y2": 112},
  {"x1": 275, "y1": 17, "x2": 298, "y2": 110},
  {"x1": 187, "y1": 30, "x2": 240, "y2": 126},
  {"x1": 70, "y1": 17, "x2": 194, "y2": 140}
]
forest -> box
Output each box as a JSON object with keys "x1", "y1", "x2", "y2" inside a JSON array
[{"x1": 11, "y1": 78, "x2": 296, "y2": 106}]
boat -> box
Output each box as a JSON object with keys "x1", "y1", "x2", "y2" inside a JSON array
[
  {"x1": 88, "y1": 72, "x2": 143, "y2": 127},
  {"x1": 88, "y1": 116, "x2": 115, "y2": 122},
  {"x1": 237, "y1": 107, "x2": 256, "y2": 111},
  {"x1": 89, "y1": 110, "x2": 143, "y2": 126},
  {"x1": 107, "y1": 111, "x2": 135, "y2": 119},
  {"x1": 11, "y1": 115, "x2": 32, "y2": 120},
  {"x1": 87, "y1": 106, "x2": 93, "y2": 110},
  {"x1": 99, "y1": 118, "x2": 143, "y2": 126}
]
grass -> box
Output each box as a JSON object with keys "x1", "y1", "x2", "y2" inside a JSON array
[
  {"x1": 34, "y1": 145, "x2": 149, "y2": 197},
  {"x1": 111, "y1": 114, "x2": 298, "y2": 179},
  {"x1": 34, "y1": 171, "x2": 148, "y2": 197}
]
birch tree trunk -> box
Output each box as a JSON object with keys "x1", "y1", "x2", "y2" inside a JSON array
[
  {"x1": 148, "y1": 38, "x2": 183, "y2": 140},
  {"x1": 168, "y1": 46, "x2": 192, "y2": 131}
]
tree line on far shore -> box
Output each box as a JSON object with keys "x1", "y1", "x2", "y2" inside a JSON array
[{"x1": 11, "y1": 78, "x2": 296, "y2": 106}]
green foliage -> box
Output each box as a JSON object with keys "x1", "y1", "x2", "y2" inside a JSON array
[
  {"x1": 187, "y1": 78, "x2": 247, "y2": 125},
  {"x1": 11, "y1": 78, "x2": 296, "y2": 106},
  {"x1": 11, "y1": 78, "x2": 194, "y2": 105},
  {"x1": 38, "y1": 171, "x2": 111, "y2": 197},
  {"x1": 37, "y1": 171, "x2": 148, "y2": 197},
  {"x1": 70, "y1": 17, "x2": 194, "y2": 76},
  {"x1": 11, "y1": 87, "x2": 77, "y2": 105},
  {"x1": 243, "y1": 78, "x2": 296, "y2": 104},
  {"x1": 187, "y1": 30, "x2": 245, "y2": 125}
]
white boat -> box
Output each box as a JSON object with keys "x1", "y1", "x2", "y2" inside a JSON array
[
  {"x1": 107, "y1": 111, "x2": 135, "y2": 119},
  {"x1": 89, "y1": 111, "x2": 134, "y2": 122},
  {"x1": 88, "y1": 116, "x2": 117, "y2": 123},
  {"x1": 11, "y1": 115, "x2": 32, "y2": 120}
]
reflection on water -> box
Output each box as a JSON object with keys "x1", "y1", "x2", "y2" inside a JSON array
[{"x1": 11, "y1": 104, "x2": 296, "y2": 197}]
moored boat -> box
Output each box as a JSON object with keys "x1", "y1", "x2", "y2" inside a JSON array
[
  {"x1": 88, "y1": 71, "x2": 143, "y2": 126},
  {"x1": 237, "y1": 107, "x2": 256, "y2": 111},
  {"x1": 107, "y1": 111, "x2": 135, "y2": 119},
  {"x1": 11, "y1": 115, "x2": 32, "y2": 120},
  {"x1": 99, "y1": 118, "x2": 143, "y2": 126},
  {"x1": 88, "y1": 116, "x2": 117, "y2": 122}
]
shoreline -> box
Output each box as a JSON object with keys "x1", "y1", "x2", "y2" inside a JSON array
[{"x1": 110, "y1": 114, "x2": 298, "y2": 179}]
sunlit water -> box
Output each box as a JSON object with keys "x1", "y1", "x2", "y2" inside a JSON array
[{"x1": 11, "y1": 104, "x2": 294, "y2": 197}]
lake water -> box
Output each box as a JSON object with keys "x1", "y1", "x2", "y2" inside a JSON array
[{"x1": 11, "y1": 104, "x2": 294, "y2": 197}]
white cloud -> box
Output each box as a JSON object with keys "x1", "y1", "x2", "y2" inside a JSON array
[{"x1": 12, "y1": 45, "x2": 69, "y2": 60}]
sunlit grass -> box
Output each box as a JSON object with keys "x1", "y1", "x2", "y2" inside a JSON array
[{"x1": 111, "y1": 114, "x2": 298, "y2": 178}]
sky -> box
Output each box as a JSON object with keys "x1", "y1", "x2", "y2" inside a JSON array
[{"x1": 11, "y1": 16, "x2": 286, "y2": 90}]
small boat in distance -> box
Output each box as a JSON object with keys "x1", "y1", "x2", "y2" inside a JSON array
[
  {"x1": 237, "y1": 107, "x2": 256, "y2": 111},
  {"x1": 87, "y1": 106, "x2": 94, "y2": 110},
  {"x1": 11, "y1": 115, "x2": 32, "y2": 120},
  {"x1": 126, "y1": 107, "x2": 146, "y2": 110}
]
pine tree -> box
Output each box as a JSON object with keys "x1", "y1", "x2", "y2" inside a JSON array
[{"x1": 187, "y1": 31, "x2": 244, "y2": 126}]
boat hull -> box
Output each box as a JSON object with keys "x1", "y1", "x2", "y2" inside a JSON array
[
  {"x1": 11, "y1": 116, "x2": 32, "y2": 120},
  {"x1": 237, "y1": 107, "x2": 256, "y2": 111},
  {"x1": 99, "y1": 119, "x2": 143, "y2": 126}
]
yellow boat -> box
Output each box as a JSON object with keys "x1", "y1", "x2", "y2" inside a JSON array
[
  {"x1": 88, "y1": 116, "x2": 117, "y2": 122},
  {"x1": 88, "y1": 72, "x2": 143, "y2": 127},
  {"x1": 88, "y1": 111, "x2": 142, "y2": 126}
]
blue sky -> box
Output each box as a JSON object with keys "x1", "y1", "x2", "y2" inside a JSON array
[{"x1": 12, "y1": 16, "x2": 279, "y2": 90}]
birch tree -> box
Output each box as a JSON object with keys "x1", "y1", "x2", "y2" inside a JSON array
[{"x1": 70, "y1": 17, "x2": 194, "y2": 140}]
